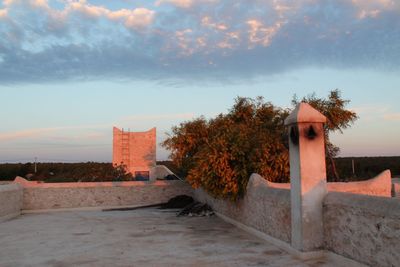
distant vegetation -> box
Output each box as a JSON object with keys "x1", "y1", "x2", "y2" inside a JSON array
[
  {"x1": 334, "y1": 157, "x2": 400, "y2": 180},
  {"x1": 0, "y1": 162, "x2": 132, "y2": 182},
  {"x1": 0, "y1": 158, "x2": 398, "y2": 183}
]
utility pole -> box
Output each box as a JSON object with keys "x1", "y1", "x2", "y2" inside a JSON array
[
  {"x1": 352, "y1": 159, "x2": 355, "y2": 176},
  {"x1": 34, "y1": 157, "x2": 37, "y2": 174}
]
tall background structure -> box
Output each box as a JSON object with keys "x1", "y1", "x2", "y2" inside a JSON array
[{"x1": 112, "y1": 127, "x2": 156, "y2": 181}]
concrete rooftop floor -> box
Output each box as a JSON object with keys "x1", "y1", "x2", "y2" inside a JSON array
[{"x1": 1, "y1": 208, "x2": 345, "y2": 267}]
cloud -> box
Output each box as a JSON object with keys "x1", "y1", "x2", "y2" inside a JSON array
[
  {"x1": 156, "y1": 0, "x2": 193, "y2": 8},
  {"x1": 0, "y1": 128, "x2": 57, "y2": 141},
  {"x1": 349, "y1": 0, "x2": 398, "y2": 19},
  {"x1": 156, "y1": 0, "x2": 218, "y2": 9},
  {"x1": 0, "y1": 113, "x2": 194, "y2": 142},
  {"x1": 351, "y1": 105, "x2": 400, "y2": 122},
  {"x1": 123, "y1": 8, "x2": 155, "y2": 29},
  {"x1": 383, "y1": 113, "x2": 400, "y2": 121},
  {"x1": 351, "y1": 105, "x2": 390, "y2": 115},
  {"x1": 0, "y1": 124, "x2": 110, "y2": 141},
  {"x1": 0, "y1": 0, "x2": 399, "y2": 83},
  {"x1": 120, "y1": 113, "x2": 195, "y2": 122},
  {"x1": 65, "y1": 1, "x2": 155, "y2": 29},
  {"x1": 246, "y1": 19, "x2": 282, "y2": 48},
  {"x1": 0, "y1": 8, "x2": 6, "y2": 18},
  {"x1": 201, "y1": 16, "x2": 228, "y2": 31}
]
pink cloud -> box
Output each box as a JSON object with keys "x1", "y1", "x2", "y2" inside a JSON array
[
  {"x1": 1, "y1": 0, "x2": 399, "y2": 82},
  {"x1": 65, "y1": 2, "x2": 155, "y2": 29},
  {"x1": 120, "y1": 113, "x2": 195, "y2": 122},
  {"x1": 4, "y1": 0, "x2": 156, "y2": 30},
  {"x1": 350, "y1": 0, "x2": 399, "y2": 19},
  {"x1": 156, "y1": 0, "x2": 193, "y2": 8},
  {"x1": 0, "y1": 8, "x2": 7, "y2": 18},
  {"x1": 246, "y1": 19, "x2": 282, "y2": 48},
  {"x1": 0, "y1": 128, "x2": 59, "y2": 141},
  {"x1": 124, "y1": 8, "x2": 155, "y2": 29},
  {"x1": 201, "y1": 16, "x2": 228, "y2": 31},
  {"x1": 156, "y1": 0, "x2": 218, "y2": 9},
  {"x1": 0, "y1": 124, "x2": 110, "y2": 141},
  {"x1": 383, "y1": 113, "x2": 400, "y2": 121},
  {"x1": 67, "y1": 1, "x2": 109, "y2": 18},
  {"x1": 0, "y1": 113, "x2": 194, "y2": 142}
]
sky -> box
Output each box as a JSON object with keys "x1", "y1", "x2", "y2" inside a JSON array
[{"x1": 0, "y1": 0, "x2": 399, "y2": 162}]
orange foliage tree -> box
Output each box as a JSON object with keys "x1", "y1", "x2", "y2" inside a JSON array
[
  {"x1": 162, "y1": 91, "x2": 357, "y2": 201},
  {"x1": 162, "y1": 97, "x2": 289, "y2": 200}
]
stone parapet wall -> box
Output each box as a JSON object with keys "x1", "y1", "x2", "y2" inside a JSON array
[
  {"x1": 0, "y1": 183, "x2": 23, "y2": 222},
  {"x1": 14, "y1": 177, "x2": 193, "y2": 211},
  {"x1": 194, "y1": 174, "x2": 291, "y2": 243},
  {"x1": 194, "y1": 173, "x2": 399, "y2": 266},
  {"x1": 327, "y1": 170, "x2": 392, "y2": 197},
  {"x1": 323, "y1": 192, "x2": 400, "y2": 267},
  {"x1": 266, "y1": 170, "x2": 393, "y2": 198}
]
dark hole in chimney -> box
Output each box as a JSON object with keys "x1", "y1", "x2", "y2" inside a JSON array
[
  {"x1": 290, "y1": 126, "x2": 299, "y2": 145},
  {"x1": 307, "y1": 125, "x2": 317, "y2": 140}
]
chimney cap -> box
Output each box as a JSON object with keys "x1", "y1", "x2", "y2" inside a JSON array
[{"x1": 285, "y1": 103, "x2": 326, "y2": 125}]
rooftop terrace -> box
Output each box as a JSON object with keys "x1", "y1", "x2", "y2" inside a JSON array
[{"x1": 0, "y1": 208, "x2": 346, "y2": 267}]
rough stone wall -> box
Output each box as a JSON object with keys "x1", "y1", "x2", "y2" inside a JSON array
[
  {"x1": 0, "y1": 184, "x2": 23, "y2": 222},
  {"x1": 392, "y1": 178, "x2": 400, "y2": 198},
  {"x1": 323, "y1": 192, "x2": 400, "y2": 267},
  {"x1": 194, "y1": 174, "x2": 291, "y2": 243},
  {"x1": 17, "y1": 179, "x2": 193, "y2": 210},
  {"x1": 113, "y1": 127, "x2": 156, "y2": 178}
]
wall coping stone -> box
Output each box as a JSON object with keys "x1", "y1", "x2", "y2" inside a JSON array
[
  {"x1": 14, "y1": 176, "x2": 187, "y2": 188},
  {"x1": 260, "y1": 170, "x2": 392, "y2": 197}
]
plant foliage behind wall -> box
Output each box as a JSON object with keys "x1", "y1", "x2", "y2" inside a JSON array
[
  {"x1": 162, "y1": 90, "x2": 357, "y2": 201},
  {"x1": 163, "y1": 97, "x2": 290, "y2": 200}
]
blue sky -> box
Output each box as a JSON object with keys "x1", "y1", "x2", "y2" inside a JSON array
[{"x1": 0, "y1": 0, "x2": 399, "y2": 162}]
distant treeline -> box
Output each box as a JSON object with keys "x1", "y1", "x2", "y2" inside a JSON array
[
  {"x1": 334, "y1": 157, "x2": 400, "y2": 181},
  {"x1": 0, "y1": 157, "x2": 398, "y2": 182},
  {"x1": 0, "y1": 162, "x2": 132, "y2": 182},
  {"x1": 0, "y1": 161, "x2": 183, "y2": 182}
]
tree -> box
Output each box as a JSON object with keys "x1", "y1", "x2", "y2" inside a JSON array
[
  {"x1": 163, "y1": 97, "x2": 289, "y2": 200},
  {"x1": 162, "y1": 117, "x2": 209, "y2": 178},
  {"x1": 162, "y1": 90, "x2": 357, "y2": 200}
]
